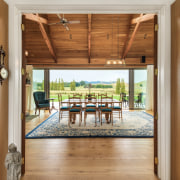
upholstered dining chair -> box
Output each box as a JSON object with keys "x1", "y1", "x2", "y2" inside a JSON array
[
  {"x1": 98, "y1": 92, "x2": 107, "y2": 100},
  {"x1": 58, "y1": 93, "x2": 71, "y2": 122},
  {"x1": 73, "y1": 93, "x2": 82, "y2": 98},
  {"x1": 112, "y1": 100, "x2": 122, "y2": 119},
  {"x1": 85, "y1": 92, "x2": 95, "y2": 97},
  {"x1": 33, "y1": 91, "x2": 50, "y2": 115},
  {"x1": 68, "y1": 97, "x2": 82, "y2": 127},
  {"x1": 85, "y1": 93, "x2": 96, "y2": 102},
  {"x1": 97, "y1": 93, "x2": 107, "y2": 118},
  {"x1": 84, "y1": 97, "x2": 98, "y2": 127},
  {"x1": 99, "y1": 95, "x2": 113, "y2": 126},
  {"x1": 71, "y1": 94, "x2": 83, "y2": 108}
]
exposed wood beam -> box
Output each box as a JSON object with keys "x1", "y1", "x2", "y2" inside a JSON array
[
  {"x1": 36, "y1": 14, "x2": 57, "y2": 63},
  {"x1": 122, "y1": 14, "x2": 143, "y2": 59},
  {"x1": 24, "y1": 14, "x2": 48, "y2": 24},
  {"x1": 27, "y1": 57, "x2": 154, "y2": 65},
  {"x1": 131, "y1": 14, "x2": 155, "y2": 25},
  {"x1": 121, "y1": 15, "x2": 132, "y2": 59},
  {"x1": 32, "y1": 64, "x2": 149, "y2": 69},
  {"x1": 88, "y1": 14, "x2": 92, "y2": 64}
]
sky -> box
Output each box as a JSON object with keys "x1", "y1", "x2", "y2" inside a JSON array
[{"x1": 33, "y1": 70, "x2": 147, "y2": 83}]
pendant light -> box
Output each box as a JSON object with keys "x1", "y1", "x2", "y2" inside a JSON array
[{"x1": 106, "y1": 16, "x2": 125, "y2": 65}]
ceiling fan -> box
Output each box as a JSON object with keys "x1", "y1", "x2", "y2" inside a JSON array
[{"x1": 48, "y1": 14, "x2": 80, "y2": 31}]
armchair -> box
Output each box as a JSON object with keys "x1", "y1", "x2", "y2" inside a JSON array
[{"x1": 33, "y1": 91, "x2": 51, "y2": 115}]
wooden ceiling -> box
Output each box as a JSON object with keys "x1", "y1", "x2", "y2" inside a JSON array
[{"x1": 24, "y1": 14, "x2": 155, "y2": 68}]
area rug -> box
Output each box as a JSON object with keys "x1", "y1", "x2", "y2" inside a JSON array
[
  {"x1": 26, "y1": 111, "x2": 154, "y2": 138},
  {"x1": 26, "y1": 115, "x2": 38, "y2": 122}
]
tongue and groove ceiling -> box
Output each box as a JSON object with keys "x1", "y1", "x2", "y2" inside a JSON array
[{"x1": 24, "y1": 14, "x2": 155, "y2": 67}]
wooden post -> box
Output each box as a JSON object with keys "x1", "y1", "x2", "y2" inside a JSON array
[
  {"x1": 153, "y1": 14, "x2": 158, "y2": 175},
  {"x1": 21, "y1": 15, "x2": 26, "y2": 175}
]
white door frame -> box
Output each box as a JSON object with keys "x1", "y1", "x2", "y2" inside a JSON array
[{"x1": 4, "y1": 0, "x2": 174, "y2": 179}]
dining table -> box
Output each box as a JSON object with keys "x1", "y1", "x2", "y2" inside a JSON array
[{"x1": 61, "y1": 98, "x2": 122, "y2": 123}]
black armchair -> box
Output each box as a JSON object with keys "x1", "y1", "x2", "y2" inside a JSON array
[
  {"x1": 120, "y1": 93, "x2": 128, "y2": 107},
  {"x1": 33, "y1": 91, "x2": 51, "y2": 115},
  {"x1": 135, "y1": 92, "x2": 143, "y2": 107}
]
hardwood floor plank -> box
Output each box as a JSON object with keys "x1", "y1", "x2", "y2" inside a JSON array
[{"x1": 22, "y1": 138, "x2": 158, "y2": 180}]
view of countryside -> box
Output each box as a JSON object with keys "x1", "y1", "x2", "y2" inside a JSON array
[{"x1": 33, "y1": 70, "x2": 147, "y2": 105}]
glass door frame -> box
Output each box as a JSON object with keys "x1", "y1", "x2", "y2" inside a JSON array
[
  {"x1": 32, "y1": 68, "x2": 49, "y2": 99},
  {"x1": 128, "y1": 68, "x2": 147, "y2": 110}
]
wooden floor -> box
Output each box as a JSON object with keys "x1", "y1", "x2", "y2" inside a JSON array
[
  {"x1": 26, "y1": 110, "x2": 52, "y2": 134},
  {"x1": 22, "y1": 138, "x2": 158, "y2": 180},
  {"x1": 22, "y1": 138, "x2": 157, "y2": 180},
  {"x1": 23, "y1": 110, "x2": 157, "y2": 180}
]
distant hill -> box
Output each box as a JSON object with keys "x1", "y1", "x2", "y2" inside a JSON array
[
  {"x1": 135, "y1": 80, "x2": 147, "y2": 87},
  {"x1": 134, "y1": 80, "x2": 147, "y2": 94}
]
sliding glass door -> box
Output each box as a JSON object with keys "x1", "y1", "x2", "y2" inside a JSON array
[
  {"x1": 49, "y1": 69, "x2": 129, "y2": 102},
  {"x1": 134, "y1": 69, "x2": 147, "y2": 109},
  {"x1": 32, "y1": 69, "x2": 45, "y2": 92},
  {"x1": 32, "y1": 69, "x2": 148, "y2": 110}
]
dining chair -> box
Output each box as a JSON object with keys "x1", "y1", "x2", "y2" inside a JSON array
[
  {"x1": 85, "y1": 93, "x2": 96, "y2": 101},
  {"x1": 68, "y1": 97, "x2": 82, "y2": 127},
  {"x1": 112, "y1": 98, "x2": 122, "y2": 119},
  {"x1": 73, "y1": 93, "x2": 82, "y2": 99},
  {"x1": 100, "y1": 95, "x2": 113, "y2": 126},
  {"x1": 98, "y1": 92, "x2": 107, "y2": 100},
  {"x1": 85, "y1": 92, "x2": 95, "y2": 96},
  {"x1": 97, "y1": 93, "x2": 107, "y2": 118},
  {"x1": 72, "y1": 93, "x2": 83, "y2": 107},
  {"x1": 84, "y1": 97, "x2": 98, "y2": 126},
  {"x1": 58, "y1": 93, "x2": 70, "y2": 122}
]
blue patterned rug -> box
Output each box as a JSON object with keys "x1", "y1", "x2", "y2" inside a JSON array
[{"x1": 26, "y1": 111, "x2": 154, "y2": 138}]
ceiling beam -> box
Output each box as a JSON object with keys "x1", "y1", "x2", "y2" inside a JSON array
[
  {"x1": 122, "y1": 14, "x2": 143, "y2": 59},
  {"x1": 27, "y1": 57, "x2": 154, "y2": 65},
  {"x1": 33, "y1": 64, "x2": 148, "y2": 69},
  {"x1": 88, "y1": 14, "x2": 92, "y2": 64},
  {"x1": 36, "y1": 14, "x2": 57, "y2": 63},
  {"x1": 24, "y1": 14, "x2": 48, "y2": 24},
  {"x1": 121, "y1": 15, "x2": 132, "y2": 59},
  {"x1": 131, "y1": 14, "x2": 155, "y2": 24}
]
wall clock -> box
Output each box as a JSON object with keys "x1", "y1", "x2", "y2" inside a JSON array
[
  {"x1": 0, "y1": 67, "x2": 8, "y2": 80},
  {"x1": 0, "y1": 46, "x2": 8, "y2": 85}
]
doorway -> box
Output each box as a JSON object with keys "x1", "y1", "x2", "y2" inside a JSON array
[
  {"x1": 7, "y1": 2, "x2": 170, "y2": 179},
  {"x1": 22, "y1": 12, "x2": 158, "y2": 176}
]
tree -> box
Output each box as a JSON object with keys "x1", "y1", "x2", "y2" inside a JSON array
[
  {"x1": 80, "y1": 80, "x2": 86, "y2": 86},
  {"x1": 58, "y1": 78, "x2": 61, "y2": 90},
  {"x1": 54, "y1": 79, "x2": 58, "y2": 90},
  {"x1": 42, "y1": 80, "x2": 44, "y2": 90},
  {"x1": 60, "y1": 78, "x2": 64, "y2": 90},
  {"x1": 121, "y1": 78, "x2": 126, "y2": 94},
  {"x1": 76, "y1": 82, "x2": 80, "y2": 87},
  {"x1": 70, "y1": 80, "x2": 76, "y2": 91},
  {"x1": 50, "y1": 81, "x2": 54, "y2": 90},
  {"x1": 73, "y1": 80, "x2": 76, "y2": 91},
  {"x1": 116, "y1": 78, "x2": 121, "y2": 94}
]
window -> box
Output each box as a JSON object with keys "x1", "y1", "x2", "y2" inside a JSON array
[{"x1": 32, "y1": 69, "x2": 44, "y2": 92}]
